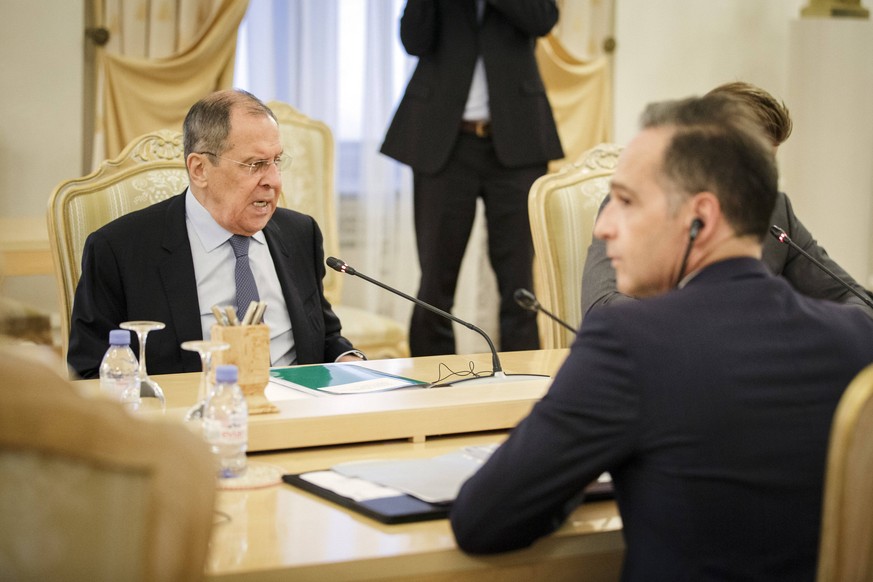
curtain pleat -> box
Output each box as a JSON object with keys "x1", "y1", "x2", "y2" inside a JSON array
[
  {"x1": 92, "y1": 0, "x2": 248, "y2": 165},
  {"x1": 536, "y1": 33, "x2": 613, "y2": 169}
]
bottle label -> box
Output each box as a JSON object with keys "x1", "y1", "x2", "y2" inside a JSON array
[
  {"x1": 203, "y1": 417, "x2": 248, "y2": 445},
  {"x1": 100, "y1": 376, "x2": 139, "y2": 402}
]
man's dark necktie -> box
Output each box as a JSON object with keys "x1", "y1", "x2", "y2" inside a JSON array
[{"x1": 228, "y1": 234, "x2": 260, "y2": 319}]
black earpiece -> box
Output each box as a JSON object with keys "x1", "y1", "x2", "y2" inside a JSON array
[
  {"x1": 676, "y1": 218, "x2": 704, "y2": 288},
  {"x1": 689, "y1": 218, "x2": 704, "y2": 241}
]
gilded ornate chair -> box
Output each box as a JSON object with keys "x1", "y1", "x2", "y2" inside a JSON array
[
  {"x1": 268, "y1": 101, "x2": 408, "y2": 359},
  {"x1": 47, "y1": 130, "x2": 188, "y2": 360},
  {"x1": 817, "y1": 363, "x2": 873, "y2": 582},
  {"x1": 528, "y1": 143, "x2": 621, "y2": 349},
  {"x1": 0, "y1": 348, "x2": 216, "y2": 581}
]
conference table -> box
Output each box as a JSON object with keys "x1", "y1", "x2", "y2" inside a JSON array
[{"x1": 129, "y1": 349, "x2": 626, "y2": 580}]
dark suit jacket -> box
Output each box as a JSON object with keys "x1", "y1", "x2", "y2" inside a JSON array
[
  {"x1": 380, "y1": 0, "x2": 563, "y2": 174},
  {"x1": 581, "y1": 191, "x2": 873, "y2": 318},
  {"x1": 67, "y1": 193, "x2": 353, "y2": 379},
  {"x1": 452, "y1": 258, "x2": 873, "y2": 580}
]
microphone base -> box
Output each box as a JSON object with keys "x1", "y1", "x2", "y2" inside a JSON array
[{"x1": 441, "y1": 371, "x2": 550, "y2": 387}]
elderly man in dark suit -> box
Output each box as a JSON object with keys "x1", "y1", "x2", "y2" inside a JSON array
[
  {"x1": 381, "y1": 0, "x2": 564, "y2": 356},
  {"x1": 450, "y1": 95, "x2": 873, "y2": 581},
  {"x1": 581, "y1": 81, "x2": 873, "y2": 319},
  {"x1": 68, "y1": 90, "x2": 362, "y2": 378}
]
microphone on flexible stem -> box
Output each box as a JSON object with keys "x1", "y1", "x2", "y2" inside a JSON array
[
  {"x1": 769, "y1": 225, "x2": 873, "y2": 310},
  {"x1": 513, "y1": 288, "x2": 576, "y2": 334},
  {"x1": 326, "y1": 257, "x2": 549, "y2": 386}
]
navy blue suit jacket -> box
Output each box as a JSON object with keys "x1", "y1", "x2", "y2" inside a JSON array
[
  {"x1": 68, "y1": 193, "x2": 352, "y2": 378},
  {"x1": 452, "y1": 258, "x2": 873, "y2": 581}
]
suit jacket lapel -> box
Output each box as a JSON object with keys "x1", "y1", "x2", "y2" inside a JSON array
[
  {"x1": 263, "y1": 218, "x2": 314, "y2": 362},
  {"x1": 158, "y1": 194, "x2": 203, "y2": 344}
]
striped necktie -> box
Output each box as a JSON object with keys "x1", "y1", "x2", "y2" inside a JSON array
[{"x1": 228, "y1": 234, "x2": 260, "y2": 319}]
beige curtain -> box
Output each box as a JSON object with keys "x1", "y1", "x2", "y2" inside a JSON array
[
  {"x1": 91, "y1": 0, "x2": 249, "y2": 164},
  {"x1": 537, "y1": 0, "x2": 614, "y2": 169}
]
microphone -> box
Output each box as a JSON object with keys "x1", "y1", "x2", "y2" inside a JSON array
[
  {"x1": 513, "y1": 288, "x2": 576, "y2": 333},
  {"x1": 326, "y1": 257, "x2": 548, "y2": 386},
  {"x1": 769, "y1": 225, "x2": 873, "y2": 310}
]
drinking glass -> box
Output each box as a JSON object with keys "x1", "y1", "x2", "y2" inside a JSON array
[
  {"x1": 120, "y1": 320, "x2": 166, "y2": 406},
  {"x1": 181, "y1": 340, "x2": 230, "y2": 421}
]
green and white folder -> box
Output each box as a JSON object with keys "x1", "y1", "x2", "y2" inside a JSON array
[{"x1": 269, "y1": 363, "x2": 426, "y2": 397}]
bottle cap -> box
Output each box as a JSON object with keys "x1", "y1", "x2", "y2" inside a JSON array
[
  {"x1": 108, "y1": 329, "x2": 131, "y2": 346},
  {"x1": 215, "y1": 364, "x2": 239, "y2": 383}
]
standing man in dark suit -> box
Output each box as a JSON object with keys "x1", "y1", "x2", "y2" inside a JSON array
[
  {"x1": 68, "y1": 90, "x2": 363, "y2": 378},
  {"x1": 581, "y1": 81, "x2": 873, "y2": 319},
  {"x1": 451, "y1": 95, "x2": 873, "y2": 580},
  {"x1": 381, "y1": 0, "x2": 564, "y2": 356}
]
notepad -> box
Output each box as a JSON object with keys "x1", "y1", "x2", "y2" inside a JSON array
[
  {"x1": 332, "y1": 448, "x2": 487, "y2": 504},
  {"x1": 269, "y1": 363, "x2": 427, "y2": 397}
]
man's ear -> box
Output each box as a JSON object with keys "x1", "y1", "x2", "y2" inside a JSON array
[
  {"x1": 187, "y1": 153, "x2": 209, "y2": 188},
  {"x1": 688, "y1": 192, "x2": 720, "y2": 239}
]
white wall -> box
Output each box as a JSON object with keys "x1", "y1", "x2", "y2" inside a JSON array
[
  {"x1": 782, "y1": 19, "x2": 873, "y2": 287},
  {"x1": 614, "y1": 0, "x2": 805, "y2": 142},
  {"x1": 0, "y1": 0, "x2": 84, "y2": 312},
  {"x1": 0, "y1": 0, "x2": 84, "y2": 217}
]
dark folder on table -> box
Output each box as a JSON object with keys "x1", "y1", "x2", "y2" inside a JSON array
[
  {"x1": 283, "y1": 473, "x2": 450, "y2": 524},
  {"x1": 282, "y1": 445, "x2": 613, "y2": 525}
]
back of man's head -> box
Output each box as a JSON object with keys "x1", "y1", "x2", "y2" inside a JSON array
[
  {"x1": 706, "y1": 81, "x2": 793, "y2": 147},
  {"x1": 641, "y1": 95, "x2": 779, "y2": 242}
]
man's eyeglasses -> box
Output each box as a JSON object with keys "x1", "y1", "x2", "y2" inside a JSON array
[{"x1": 199, "y1": 152, "x2": 291, "y2": 175}]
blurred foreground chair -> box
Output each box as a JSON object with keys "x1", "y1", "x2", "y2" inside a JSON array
[
  {"x1": 48, "y1": 118, "x2": 407, "y2": 362},
  {"x1": 268, "y1": 101, "x2": 408, "y2": 359},
  {"x1": 0, "y1": 348, "x2": 216, "y2": 581},
  {"x1": 817, "y1": 363, "x2": 873, "y2": 581},
  {"x1": 528, "y1": 143, "x2": 621, "y2": 348}
]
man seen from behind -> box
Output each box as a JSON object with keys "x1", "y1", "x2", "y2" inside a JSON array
[{"x1": 450, "y1": 95, "x2": 873, "y2": 581}]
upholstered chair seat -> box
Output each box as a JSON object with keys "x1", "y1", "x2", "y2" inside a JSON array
[{"x1": 268, "y1": 101, "x2": 408, "y2": 359}]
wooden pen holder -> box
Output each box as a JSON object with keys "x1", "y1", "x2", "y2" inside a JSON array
[{"x1": 210, "y1": 324, "x2": 278, "y2": 415}]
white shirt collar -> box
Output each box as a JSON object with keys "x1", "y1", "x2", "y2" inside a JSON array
[{"x1": 185, "y1": 189, "x2": 266, "y2": 250}]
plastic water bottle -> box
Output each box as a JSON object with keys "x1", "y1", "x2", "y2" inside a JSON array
[
  {"x1": 203, "y1": 364, "x2": 248, "y2": 478},
  {"x1": 98, "y1": 329, "x2": 140, "y2": 410}
]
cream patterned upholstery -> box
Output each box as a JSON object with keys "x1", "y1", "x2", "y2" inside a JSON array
[
  {"x1": 47, "y1": 130, "x2": 187, "y2": 358},
  {"x1": 817, "y1": 363, "x2": 873, "y2": 581},
  {"x1": 0, "y1": 348, "x2": 215, "y2": 581},
  {"x1": 528, "y1": 143, "x2": 621, "y2": 349},
  {"x1": 268, "y1": 101, "x2": 409, "y2": 359}
]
